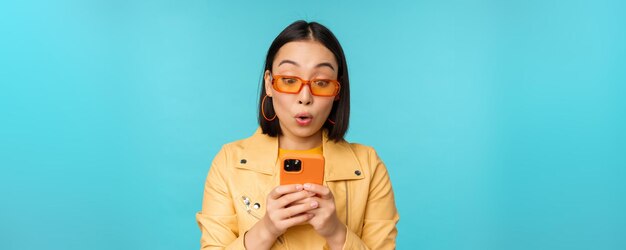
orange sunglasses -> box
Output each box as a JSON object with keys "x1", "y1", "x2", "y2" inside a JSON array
[{"x1": 271, "y1": 74, "x2": 341, "y2": 97}]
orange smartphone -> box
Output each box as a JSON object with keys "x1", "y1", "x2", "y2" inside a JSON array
[{"x1": 279, "y1": 153, "x2": 325, "y2": 186}]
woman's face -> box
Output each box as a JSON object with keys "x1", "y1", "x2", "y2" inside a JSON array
[{"x1": 264, "y1": 40, "x2": 339, "y2": 140}]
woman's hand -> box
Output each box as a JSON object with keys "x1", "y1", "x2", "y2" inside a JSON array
[
  {"x1": 302, "y1": 183, "x2": 347, "y2": 250},
  {"x1": 244, "y1": 184, "x2": 316, "y2": 249},
  {"x1": 263, "y1": 184, "x2": 318, "y2": 236}
]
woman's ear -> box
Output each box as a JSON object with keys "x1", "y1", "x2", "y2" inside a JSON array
[{"x1": 264, "y1": 70, "x2": 273, "y2": 97}]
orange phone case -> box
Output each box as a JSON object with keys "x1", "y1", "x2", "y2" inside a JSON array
[{"x1": 279, "y1": 153, "x2": 325, "y2": 185}]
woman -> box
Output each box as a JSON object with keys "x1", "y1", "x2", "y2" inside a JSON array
[{"x1": 196, "y1": 20, "x2": 399, "y2": 250}]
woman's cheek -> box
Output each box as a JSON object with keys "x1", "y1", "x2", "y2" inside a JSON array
[
  {"x1": 319, "y1": 100, "x2": 334, "y2": 119},
  {"x1": 272, "y1": 97, "x2": 291, "y2": 120}
]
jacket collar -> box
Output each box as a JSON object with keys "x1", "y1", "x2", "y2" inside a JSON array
[{"x1": 236, "y1": 128, "x2": 364, "y2": 181}]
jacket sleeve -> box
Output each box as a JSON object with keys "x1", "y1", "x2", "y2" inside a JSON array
[
  {"x1": 196, "y1": 146, "x2": 247, "y2": 250},
  {"x1": 342, "y1": 148, "x2": 400, "y2": 250}
]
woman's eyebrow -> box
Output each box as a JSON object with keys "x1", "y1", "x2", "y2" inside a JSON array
[
  {"x1": 278, "y1": 60, "x2": 335, "y2": 71},
  {"x1": 315, "y1": 62, "x2": 335, "y2": 71},
  {"x1": 278, "y1": 60, "x2": 299, "y2": 67}
]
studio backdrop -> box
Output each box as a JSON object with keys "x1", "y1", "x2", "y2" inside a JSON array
[{"x1": 1, "y1": 0, "x2": 624, "y2": 249}]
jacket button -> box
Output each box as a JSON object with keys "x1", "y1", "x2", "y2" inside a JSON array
[
  {"x1": 253, "y1": 203, "x2": 261, "y2": 209},
  {"x1": 354, "y1": 170, "x2": 361, "y2": 176},
  {"x1": 240, "y1": 159, "x2": 247, "y2": 164}
]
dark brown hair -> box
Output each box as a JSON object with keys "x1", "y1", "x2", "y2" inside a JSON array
[{"x1": 258, "y1": 20, "x2": 350, "y2": 142}]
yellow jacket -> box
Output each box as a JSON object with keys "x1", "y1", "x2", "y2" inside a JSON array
[{"x1": 196, "y1": 128, "x2": 399, "y2": 249}]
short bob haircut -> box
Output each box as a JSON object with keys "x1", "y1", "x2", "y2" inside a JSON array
[{"x1": 258, "y1": 20, "x2": 350, "y2": 142}]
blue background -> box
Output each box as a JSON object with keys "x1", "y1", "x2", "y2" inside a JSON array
[{"x1": 1, "y1": 0, "x2": 625, "y2": 249}]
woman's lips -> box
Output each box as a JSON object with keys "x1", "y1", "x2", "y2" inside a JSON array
[
  {"x1": 294, "y1": 112, "x2": 313, "y2": 126},
  {"x1": 295, "y1": 116, "x2": 312, "y2": 126}
]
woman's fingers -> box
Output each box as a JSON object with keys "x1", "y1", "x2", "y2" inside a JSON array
[
  {"x1": 275, "y1": 191, "x2": 310, "y2": 208},
  {"x1": 282, "y1": 212, "x2": 314, "y2": 227},
  {"x1": 263, "y1": 184, "x2": 336, "y2": 235},
  {"x1": 303, "y1": 183, "x2": 333, "y2": 199},
  {"x1": 281, "y1": 201, "x2": 318, "y2": 219},
  {"x1": 269, "y1": 184, "x2": 303, "y2": 200},
  {"x1": 287, "y1": 194, "x2": 317, "y2": 206}
]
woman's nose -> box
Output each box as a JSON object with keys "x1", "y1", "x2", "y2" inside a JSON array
[{"x1": 297, "y1": 85, "x2": 313, "y2": 105}]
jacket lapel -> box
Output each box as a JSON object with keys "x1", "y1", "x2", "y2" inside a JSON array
[
  {"x1": 322, "y1": 130, "x2": 365, "y2": 182},
  {"x1": 235, "y1": 128, "x2": 278, "y2": 176}
]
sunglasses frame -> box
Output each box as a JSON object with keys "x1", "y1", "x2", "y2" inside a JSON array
[{"x1": 271, "y1": 74, "x2": 341, "y2": 97}]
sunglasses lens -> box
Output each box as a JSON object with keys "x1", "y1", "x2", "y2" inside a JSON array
[
  {"x1": 275, "y1": 76, "x2": 302, "y2": 93},
  {"x1": 310, "y1": 80, "x2": 339, "y2": 96}
]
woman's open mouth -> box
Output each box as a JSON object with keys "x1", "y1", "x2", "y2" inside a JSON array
[{"x1": 295, "y1": 112, "x2": 313, "y2": 126}]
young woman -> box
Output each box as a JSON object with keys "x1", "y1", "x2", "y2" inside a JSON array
[{"x1": 196, "y1": 20, "x2": 399, "y2": 250}]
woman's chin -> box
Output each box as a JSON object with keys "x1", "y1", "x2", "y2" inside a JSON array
[{"x1": 283, "y1": 123, "x2": 323, "y2": 138}]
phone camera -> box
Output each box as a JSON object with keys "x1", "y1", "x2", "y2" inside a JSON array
[{"x1": 284, "y1": 159, "x2": 302, "y2": 172}]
